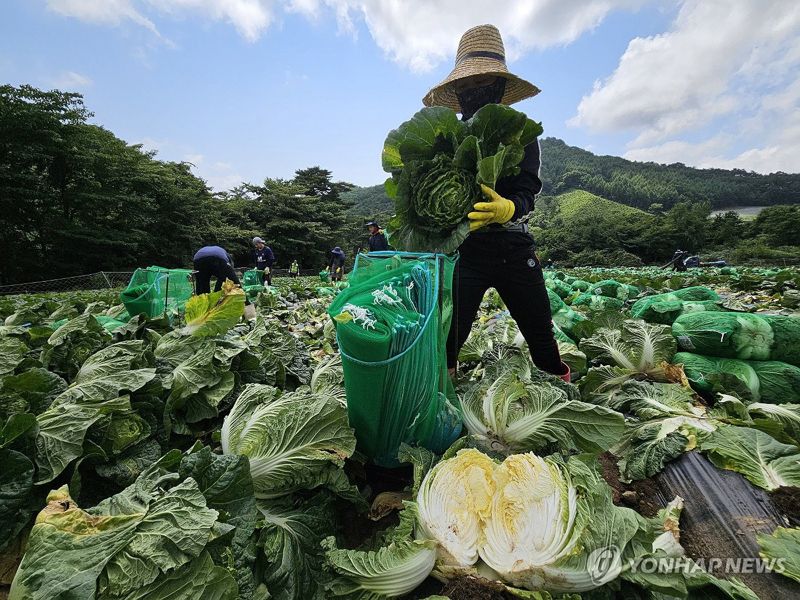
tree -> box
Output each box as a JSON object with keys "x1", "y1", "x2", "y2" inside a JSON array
[{"x1": 750, "y1": 205, "x2": 800, "y2": 247}]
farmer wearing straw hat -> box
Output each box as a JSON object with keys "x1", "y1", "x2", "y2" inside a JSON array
[{"x1": 427, "y1": 24, "x2": 569, "y2": 382}]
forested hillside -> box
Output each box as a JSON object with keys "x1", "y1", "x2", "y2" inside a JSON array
[{"x1": 539, "y1": 138, "x2": 800, "y2": 210}]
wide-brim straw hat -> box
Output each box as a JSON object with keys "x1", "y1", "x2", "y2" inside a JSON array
[{"x1": 423, "y1": 24, "x2": 540, "y2": 111}]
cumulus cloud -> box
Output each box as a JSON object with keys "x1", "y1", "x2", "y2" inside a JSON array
[
  {"x1": 288, "y1": 0, "x2": 645, "y2": 72},
  {"x1": 49, "y1": 70, "x2": 93, "y2": 90},
  {"x1": 148, "y1": 0, "x2": 276, "y2": 42},
  {"x1": 46, "y1": 0, "x2": 643, "y2": 67},
  {"x1": 571, "y1": 0, "x2": 800, "y2": 173},
  {"x1": 46, "y1": 0, "x2": 160, "y2": 35}
]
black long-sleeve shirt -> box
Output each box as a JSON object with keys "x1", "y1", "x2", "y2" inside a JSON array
[{"x1": 459, "y1": 139, "x2": 542, "y2": 254}]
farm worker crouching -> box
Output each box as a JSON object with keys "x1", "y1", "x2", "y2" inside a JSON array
[
  {"x1": 423, "y1": 24, "x2": 569, "y2": 382},
  {"x1": 329, "y1": 247, "x2": 346, "y2": 282},
  {"x1": 366, "y1": 221, "x2": 390, "y2": 252},
  {"x1": 252, "y1": 236, "x2": 275, "y2": 286},
  {"x1": 192, "y1": 245, "x2": 256, "y2": 320},
  {"x1": 289, "y1": 259, "x2": 300, "y2": 277}
]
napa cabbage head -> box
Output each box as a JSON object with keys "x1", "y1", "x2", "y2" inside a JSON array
[
  {"x1": 411, "y1": 154, "x2": 479, "y2": 229},
  {"x1": 416, "y1": 448, "x2": 496, "y2": 568}
]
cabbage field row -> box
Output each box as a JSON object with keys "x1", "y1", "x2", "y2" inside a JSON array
[{"x1": 1, "y1": 266, "x2": 799, "y2": 600}]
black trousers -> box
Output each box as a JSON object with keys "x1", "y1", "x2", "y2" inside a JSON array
[
  {"x1": 194, "y1": 256, "x2": 240, "y2": 294},
  {"x1": 446, "y1": 236, "x2": 563, "y2": 374}
]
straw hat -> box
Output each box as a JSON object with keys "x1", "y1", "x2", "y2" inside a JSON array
[{"x1": 423, "y1": 24, "x2": 540, "y2": 111}]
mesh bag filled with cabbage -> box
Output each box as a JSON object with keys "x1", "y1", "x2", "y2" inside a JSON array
[
  {"x1": 674, "y1": 352, "x2": 800, "y2": 403},
  {"x1": 382, "y1": 104, "x2": 542, "y2": 253},
  {"x1": 673, "y1": 312, "x2": 800, "y2": 365},
  {"x1": 630, "y1": 287, "x2": 722, "y2": 324},
  {"x1": 586, "y1": 279, "x2": 640, "y2": 301},
  {"x1": 572, "y1": 293, "x2": 625, "y2": 312}
]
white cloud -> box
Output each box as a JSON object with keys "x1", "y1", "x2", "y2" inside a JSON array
[
  {"x1": 46, "y1": 0, "x2": 645, "y2": 68},
  {"x1": 149, "y1": 0, "x2": 277, "y2": 42},
  {"x1": 46, "y1": 0, "x2": 161, "y2": 35},
  {"x1": 306, "y1": 0, "x2": 646, "y2": 72},
  {"x1": 572, "y1": 0, "x2": 800, "y2": 174},
  {"x1": 49, "y1": 70, "x2": 93, "y2": 89}
]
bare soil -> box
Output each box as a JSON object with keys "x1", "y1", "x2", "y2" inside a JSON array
[
  {"x1": 598, "y1": 452, "x2": 664, "y2": 517},
  {"x1": 770, "y1": 486, "x2": 800, "y2": 526}
]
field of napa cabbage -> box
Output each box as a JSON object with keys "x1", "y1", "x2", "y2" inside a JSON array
[{"x1": 0, "y1": 266, "x2": 799, "y2": 600}]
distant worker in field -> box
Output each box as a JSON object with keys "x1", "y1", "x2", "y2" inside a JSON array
[
  {"x1": 289, "y1": 259, "x2": 300, "y2": 278},
  {"x1": 328, "y1": 246, "x2": 346, "y2": 282},
  {"x1": 366, "y1": 221, "x2": 390, "y2": 252},
  {"x1": 664, "y1": 249, "x2": 690, "y2": 272},
  {"x1": 192, "y1": 245, "x2": 256, "y2": 319},
  {"x1": 252, "y1": 237, "x2": 275, "y2": 285},
  {"x1": 423, "y1": 24, "x2": 568, "y2": 382}
]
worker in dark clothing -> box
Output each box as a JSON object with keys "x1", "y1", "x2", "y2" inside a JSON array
[
  {"x1": 663, "y1": 249, "x2": 691, "y2": 272},
  {"x1": 329, "y1": 247, "x2": 346, "y2": 282},
  {"x1": 423, "y1": 24, "x2": 568, "y2": 381},
  {"x1": 252, "y1": 237, "x2": 275, "y2": 285},
  {"x1": 193, "y1": 245, "x2": 255, "y2": 319},
  {"x1": 366, "y1": 221, "x2": 390, "y2": 252},
  {"x1": 193, "y1": 245, "x2": 240, "y2": 294}
]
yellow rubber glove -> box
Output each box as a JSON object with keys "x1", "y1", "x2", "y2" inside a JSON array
[{"x1": 468, "y1": 184, "x2": 515, "y2": 232}]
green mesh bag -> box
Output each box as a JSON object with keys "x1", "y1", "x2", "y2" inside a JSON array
[
  {"x1": 327, "y1": 251, "x2": 462, "y2": 466},
  {"x1": 120, "y1": 267, "x2": 194, "y2": 318},
  {"x1": 587, "y1": 279, "x2": 639, "y2": 301},
  {"x1": 545, "y1": 277, "x2": 573, "y2": 300},
  {"x1": 570, "y1": 279, "x2": 592, "y2": 292},
  {"x1": 547, "y1": 289, "x2": 586, "y2": 341},
  {"x1": 674, "y1": 352, "x2": 800, "y2": 404},
  {"x1": 630, "y1": 287, "x2": 721, "y2": 324},
  {"x1": 242, "y1": 269, "x2": 265, "y2": 301},
  {"x1": 572, "y1": 293, "x2": 625, "y2": 312},
  {"x1": 673, "y1": 312, "x2": 800, "y2": 365},
  {"x1": 631, "y1": 297, "x2": 724, "y2": 326}
]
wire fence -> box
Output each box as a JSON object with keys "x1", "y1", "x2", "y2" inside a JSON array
[
  {"x1": 0, "y1": 272, "x2": 134, "y2": 296},
  {"x1": 0, "y1": 268, "x2": 324, "y2": 296}
]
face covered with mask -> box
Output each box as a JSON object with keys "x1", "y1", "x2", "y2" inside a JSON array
[{"x1": 454, "y1": 75, "x2": 507, "y2": 120}]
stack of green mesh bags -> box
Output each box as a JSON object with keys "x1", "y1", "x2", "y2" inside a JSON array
[
  {"x1": 672, "y1": 312, "x2": 800, "y2": 403},
  {"x1": 327, "y1": 252, "x2": 462, "y2": 466}
]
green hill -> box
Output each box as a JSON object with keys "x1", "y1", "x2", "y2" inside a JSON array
[
  {"x1": 342, "y1": 184, "x2": 392, "y2": 217},
  {"x1": 549, "y1": 190, "x2": 652, "y2": 221},
  {"x1": 539, "y1": 137, "x2": 800, "y2": 211}
]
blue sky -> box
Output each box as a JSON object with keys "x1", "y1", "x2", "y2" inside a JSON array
[{"x1": 2, "y1": 1, "x2": 799, "y2": 190}]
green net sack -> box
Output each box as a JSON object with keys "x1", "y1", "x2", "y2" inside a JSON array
[
  {"x1": 587, "y1": 279, "x2": 639, "y2": 301},
  {"x1": 242, "y1": 269, "x2": 265, "y2": 301},
  {"x1": 328, "y1": 251, "x2": 462, "y2": 466},
  {"x1": 630, "y1": 287, "x2": 721, "y2": 324},
  {"x1": 120, "y1": 267, "x2": 194, "y2": 318},
  {"x1": 319, "y1": 270, "x2": 330, "y2": 282},
  {"x1": 242, "y1": 269, "x2": 264, "y2": 287},
  {"x1": 674, "y1": 352, "x2": 800, "y2": 404},
  {"x1": 547, "y1": 289, "x2": 586, "y2": 341},
  {"x1": 632, "y1": 298, "x2": 724, "y2": 325},
  {"x1": 570, "y1": 279, "x2": 591, "y2": 292},
  {"x1": 673, "y1": 313, "x2": 800, "y2": 365},
  {"x1": 545, "y1": 278, "x2": 573, "y2": 300},
  {"x1": 572, "y1": 293, "x2": 625, "y2": 312}
]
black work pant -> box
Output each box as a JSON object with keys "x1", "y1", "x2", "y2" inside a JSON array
[
  {"x1": 446, "y1": 238, "x2": 562, "y2": 374},
  {"x1": 194, "y1": 256, "x2": 240, "y2": 294}
]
